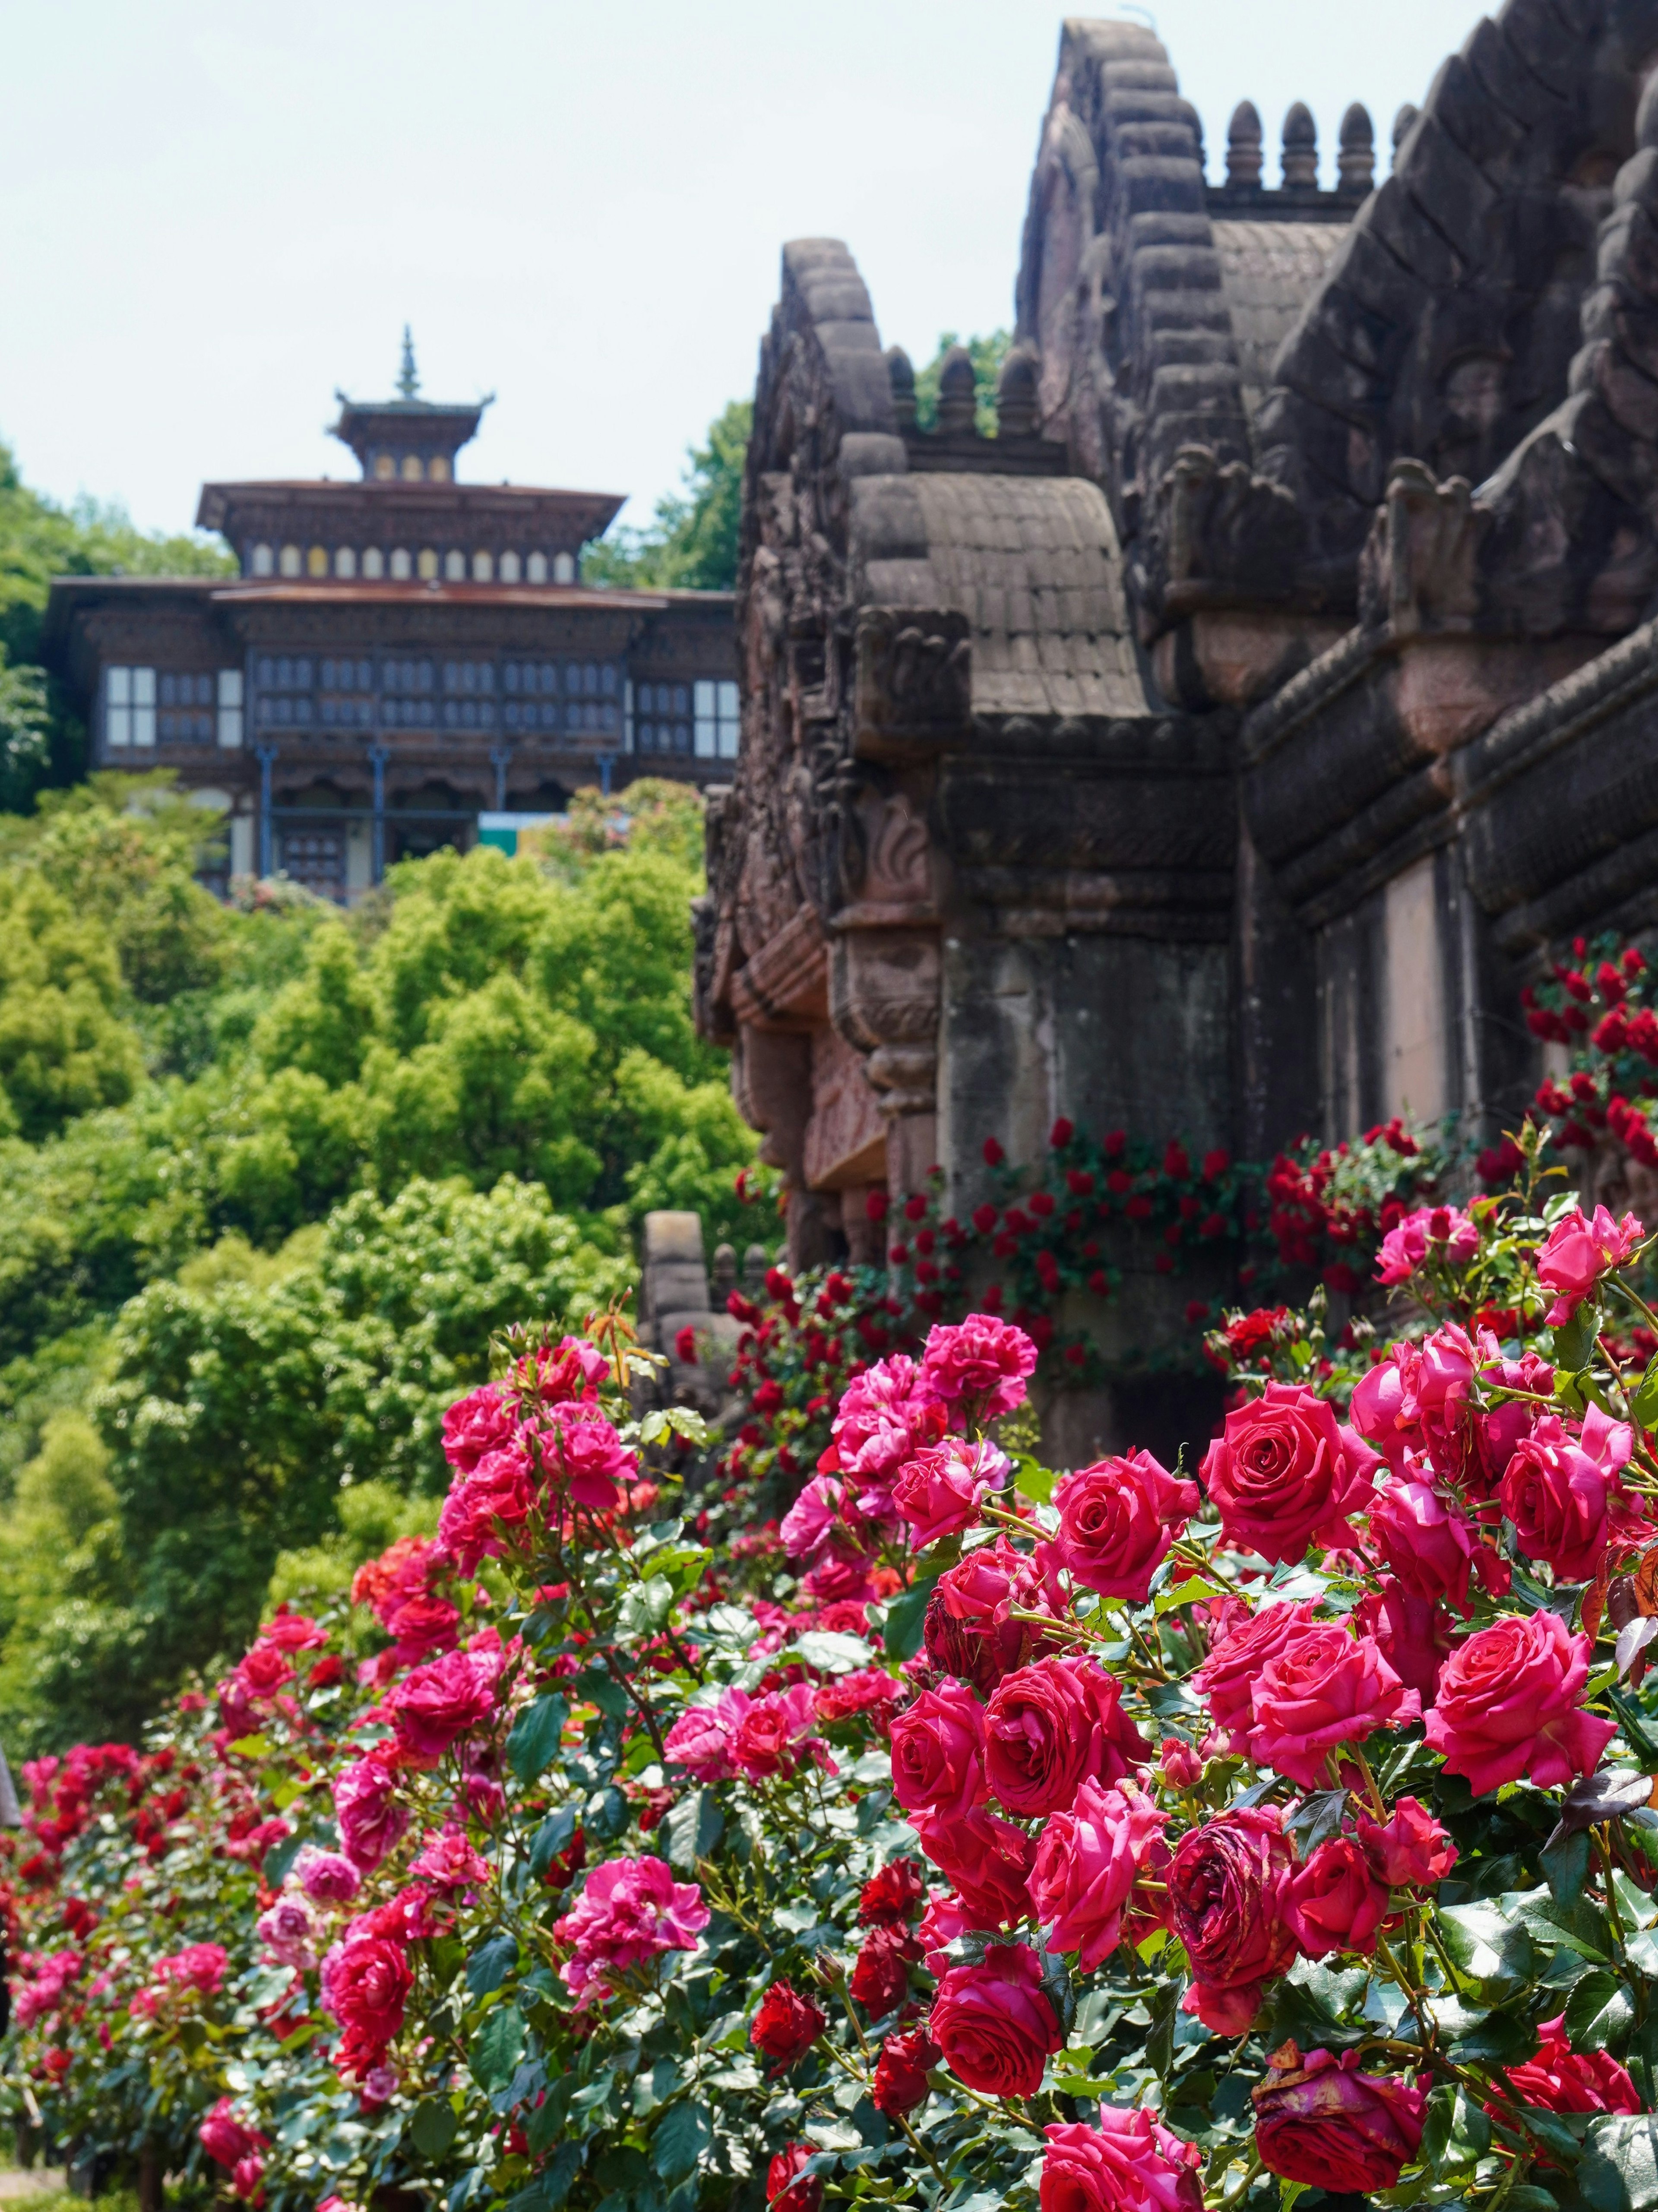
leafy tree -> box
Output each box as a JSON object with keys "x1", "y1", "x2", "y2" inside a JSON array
[
  {"x1": 912, "y1": 326, "x2": 1013, "y2": 434},
  {"x1": 0, "y1": 872, "x2": 144, "y2": 1138},
  {"x1": 582, "y1": 400, "x2": 751, "y2": 589}
]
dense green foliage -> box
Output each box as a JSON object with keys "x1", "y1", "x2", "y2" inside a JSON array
[
  {"x1": 0, "y1": 437, "x2": 234, "y2": 807},
  {"x1": 583, "y1": 402, "x2": 752, "y2": 591},
  {"x1": 0, "y1": 778, "x2": 760, "y2": 1750}
]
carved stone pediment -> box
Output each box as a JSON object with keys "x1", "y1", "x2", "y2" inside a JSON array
[
  {"x1": 854, "y1": 607, "x2": 971, "y2": 759},
  {"x1": 730, "y1": 906, "x2": 829, "y2": 1031}
]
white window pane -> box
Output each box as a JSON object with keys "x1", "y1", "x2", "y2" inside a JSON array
[
  {"x1": 251, "y1": 543, "x2": 274, "y2": 576},
  {"x1": 553, "y1": 551, "x2": 575, "y2": 584},
  {"x1": 444, "y1": 549, "x2": 465, "y2": 581},
  {"x1": 363, "y1": 547, "x2": 385, "y2": 579},
  {"x1": 133, "y1": 706, "x2": 156, "y2": 747},
  {"x1": 693, "y1": 716, "x2": 715, "y2": 759},
  {"x1": 718, "y1": 681, "x2": 739, "y2": 717},
  {"x1": 218, "y1": 669, "x2": 243, "y2": 706},
  {"x1": 108, "y1": 666, "x2": 131, "y2": 706},
  {"x1": 500, "y1": 550, "x2": 521, "y2": 583},
  {"x1": 108, "y1": 707, "x2": 131, "y2": 747},
  {"x1": 217, "y1": 708, "x2": 243, "y2": 750},
  {"x1": 527, "y1": 552, "x2": 547, "y2": 583},
  {"x1": 694, "y1": 680, "x2": 715, "y2": 717},
  {"x1": 718, "y1": 722, "x2": 740, "y2": 759},
  {"x1": 472, "y1": 550, "x2": 493, "y2": 582},
  {"x1": 133, "y1": 668, "x2": 155, "y2": 706},
  {"x1": 335, "y1": 546, "x2": 357, "y2": 579}
]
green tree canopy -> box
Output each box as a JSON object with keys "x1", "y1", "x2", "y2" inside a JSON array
[{"x1": 582, "y1": 400, "x2": 751, "y2": 589}]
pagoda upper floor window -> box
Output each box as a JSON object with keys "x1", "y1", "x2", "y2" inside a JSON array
[
  {"x1": 105, "y1": 666, "x2": 155, "y2": 749},
  {"x1": 695, "y1": 679, "x2": 740, "y2": 759}
]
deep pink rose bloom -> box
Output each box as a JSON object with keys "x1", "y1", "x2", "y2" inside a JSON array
[
  {"x1": 1498, "y1": 1402, "x2": 1632, "y2": 1582},
  {"x1": 983, "y1": 1655, "x2": 1151, "y2": 1816},
  {"x1": 1538, "y1": 1205, "x2": 1644, "y2": 1323},
  {"x1": 1029, "y1": 1777, "x2": 1167, "y2": 1971},
  {"x1": 229, "y1": 2156, "x2": 264, "y2": 2203},
  {"x1": 780, "y1": 1474, "x2": 852, "y2": 1562},
  {"x1": 1349, "y1": 1345, "x2": 1422, "y2": 1475},
  {"x1": 1374, "y1": 1205, "x2": 1478, "y2": 1286},
  {"x1": 158, "y1": 1942, "x2": 228, "y2": 1994},
  {"x1": 1355, "y1": 1795, "x2": 1458, "y2": 1889},
  {"x1": 389, "y1": 1644, "x2": 504, "y2": 1764},
  {"x1": 410, "y1": 1826, "x2": 491, "y2": 1894},
  {"x1": 1159, "y1": 1737, "x2": 1205, "y2": 1789},
  {"x1": 553, "y1": 1854, "x2": 709, "y2": 2006},
  {"x1": 924, "y1": 1535, "x2": 1063, "y2": 1696},
  {"x1": 730, "y1": 1684, "x2": 822, "y2": 1781},
  {"x1": 1413, "y1": 1324, "x2": 1481, "y2": 1479},
  {"x1": 437, "y1": 1443, "x2": 537, "y2": 1573},
  {"x1": 256, "y1": 1893, "x2": 322, "y2": 1970},
  {"x1": 833, "y1": 1354, "x2": 946, "y2": 1500},
  {"x1": 919, "y1": 1314, "x2": 1038, "y2": 1421},
  {"x1": 912, "y1": 1808, "x2": 1035, "y2": 1931},
  {"x1": 768, "y1": 2143, "x2": 823, "y2": 2212},
  {"x1": 1168, "y1": 1807, "x2": 1296, "y2": 2034},
  {"x1": 1359, "y1": 1581, "x2": 1454, "y2": 1706},
  {"x1": 321, "y1": 1932, "x2": 414, "y2": 2077},
  {"x1": 929, "y1": 1941, "x2": 1061, "y2": 2096},
  {"x1": 891, "y1": 1679, "x2": 987, "y2": 1819},
  {"x1": 1425, "y1": 1611, "x2": 1617, "y2": 1794},
  {"x1": 236, "y1": 1641, "x2": 295, "y2": 1700},
  {"x1": 893, "y1": 1440, "x2": 1009, "y2": 1547},
  {"x1": 541, "y1": 1401, "x2": 636, "y2": 1510},
  {"x1": 1040, "y1": 2114, "x2": 1203, "y2": 2212},
  {"x1": 1199, "y1": 1384, "x2": 1379, "y2": 1563},
  {"x1": 1474, "y1": 1348, "x2": 1554, "y2": 1493},
  {"x1": 441, "y1": 1382, "x2": 519, "y2": 1475},
  {"x1": 918, "y1": 1885, "x2": 976, "y2": 1971},
  {"x1": 334, "y1": 1753, "x2": 410, "y2": 1873},
  {"x1": 1282, "y1": 1836, "x2": 1389, "y2": 1957},
  {"x1": 663, "y1": 1700, "x2": 736, "y2": 1782},
  {"x1": 199, "y1": 2100, "x2": 267, "y2": 2173},
  {"x1": 1193, "y1": 1601, "x2": 1318, "y2": 1750},
  {"x1": 1249, "y1": 1624, "x2": 1420, "y2": 1788},
  {"x1": 294, "y1": 1846, "x2": 361, "y2": 1902},
  {"x1": 1253, "y1": 2049, "x2": 1427, "y2": 2191},
  {"x1": 1050, "y1": 1451, "x2": 1200, "y2": 1602},
  {"x1": 1503, "y1": 2013, "x2": 1641, "y2": 2117},
  {"x1": 1369, "y1": 1472, "x2": 1481, "y2": 1613}
]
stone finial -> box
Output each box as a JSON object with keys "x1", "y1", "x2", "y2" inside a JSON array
[
  {"x1": 886, "y1": 345, "x2": 917, "y2": 430},
  {"x1": 742, "y1": 1242, "x2": 769, "y2": 1295},
  {"x1": 996, "y1": 345, "x2": 1039, "y2": 438},
  {"x1": 1226, "y1": 101, "x2": 1264, "y2": 190},
  {"x1": 712, "y1": 1242, "x2": 737, "y2": 1297},
  {"x1": 1281, "y1": 101, "x2": 1318, "y2": 189},
  {"x1": 1338, "y1": 103, "x2": 1374, "y2": 195},
  {"x1": 937, "y1": 344, "x2": 978, "y2": 434},
  {"x1": 1392, "y1": 103, "x2": 1419, "y2": 164}
]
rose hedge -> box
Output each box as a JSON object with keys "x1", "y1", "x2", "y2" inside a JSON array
[{"x1": 9, "y1": 1139, "x2": 1658, "y2": 2212}]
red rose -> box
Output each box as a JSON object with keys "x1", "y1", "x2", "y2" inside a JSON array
[
  {"x1": 890, "y1": 1679, "x2": 987, "y2": 1820},
  {"x1": 929, "y1": 1943, "x2": 1061, "y2": 2096},
  {"x1": 1368, "y1": 1474, "x2": 1481, "y2": 1612},
  {"x1": 321, "y1": 1934, "x2": 413, "y2": 2078},
  {"x1": 1537, "y1": 1204, "x2": 1643, "y2": 1324},
  {"x1": 1282, "y1": 1836, "x2": 1389, "y2": 1957},
  {"x1": 873, "y1": 2026, "x2": 941, "y2": 2117},
  {"x1": 1423, "y1": 1611, "x2": 1617, "y2": 1796},
  {"x1": 1501, "y1": 2012, "x2": 1640, "y2": 2118},
  {"x1": 919, "y1": 1313, "x2": 1038, "y2": 1421},
  {"x1": 1050, "y1": 1451, "x2": 1201, "y2": 1603},
  {"x1": 1497, "y1": 1404, "x2": 1632, "y2": 1583},
  {"x1": 912, "y1": 1807, "x2": 1035, "y2": 1930},
  {"x1": 1040, "y1": 2113, "x2": 1202, "y2": 2212},
  {"x1": 1359, "y1": 1581, "x2": 1453, "y2": 1705},
  {"x1": 1253, "y1": 2046, "x2": 1426, "y2": 2192},
  {"x1": 1168, "y1": 1807, "x2": 1296, "y2": 2034},
  {"x1": 983, "y1": 1656, "x2": 1150, "y2": 1816},
  {"x1": 924, "y1": 1537, "x2": 1063, "y2": 1696},
  {"x1": 1028, "y1": 1777, "x2": 1168, "y2": 1972},
  {"x1": 1193, "y1": 1602, "x2": 1317, "y2": 1750},
  {"x1": 1354, "y1": 1796, "x2": 1457, "y2": 1889},
  {"x1": 389, "y1": 1646, "x2": 504, "y2": 1765},
  {"x1": 1247, "y1": 1625, "x2": 1419, "y2": 1789},
  {"x1": 766, "y1": 2144, "x2": 822, "y2": 2212},
  {"x1": 859, "y1": 1859, "x2": 925, "y2": 1925},
  {"x1": 750, "y1": 1979, "x2": 825, "y2": 2070},
  {"x1": 1199, "y1": 1383, "x2": 1379, "y2": 1563},
  {"x1": 849, "y1": 1924, "x2": 915, "y2": 2016}
]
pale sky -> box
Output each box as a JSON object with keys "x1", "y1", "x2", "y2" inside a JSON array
[{"x1": 1, "y1": 0, "x2": 1491, "y2": 543}]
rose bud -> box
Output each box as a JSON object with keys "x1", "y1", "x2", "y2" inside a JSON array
[{"x1": 873, "y1": 2026, "x2": 942, "y2": 2118}]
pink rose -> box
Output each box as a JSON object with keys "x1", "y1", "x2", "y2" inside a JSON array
[
  {"x1": 441, "y1": 1382, "x2": 519, "y2": 1475},
  {"x1": 1538, "y1": 1205, "x2": 1644, "y2": 1324},
  {"x1": 437, "y1": 1443, "x2": 536, "y2": 1574},
  {"x1": 929, "y1": 1942, "x2": 1061, "y2": 2096},
  {"x1": 663, "y1": 1701, "x2": 735, "y2": 1782},
  {"x1": 1424, "y1": 1611, "x2": 1617, "y2": 1795},
  {"x1": 924, "y1": 1535, "x2": 1064, "y2": 1696},
  {"x1": 833, "y1": 1353, "x2": 946, "y2": 1498},
  {"x1": 1029, "y1": 1777, "x2": 1167, "y2": 1971},
  {"x1": 1355, "y1": 1796, "x2": 1457, "y2": 1889},
  {"x1": 729, "y1": 1684, "x2": 822, "y2": 1781},
  {"x1": 553, "y1": 1854, "x2": 709, "y2": 2006},
  {"x1": 893, "y1": 1440, "x2": 1009, "y2": 1547},
  {"x1": 1368, "y1": 1472, "x2": 1481, "y2": 1613},
  {"x1": 199, "y1": 2100, "x2": 267, "y2": 2174},
  {"x1": 890, "y1": 1679, "x2": 987, "y2": 1819},
  {"x1": 389, "y1": 1645, "x2": 505, "y2": 1765},
  {"x1": 256, "y1": 1893, "x2": 322, "y2": 1970},
  {"x1": 1498, "y1": 1403, "x2": 1632, "y2": 1582},
  {"x1": 1282, "y1": 1836, "x2": 1389, "y2": 1957},
  {"x1": 983, "y1": 1656, "x2": 1150, "y2": 1816},
  {"x1": 294, "y1": 1846, "x2": 361, "y2": 1903},
  {"x1": 1199, "y1": 1384, "x2": 1379, "y2": 1563},
  {"x1": 780, "y1": 1475, "x2": 852, "y2": 1562},
  {"x1": 1474, "y1": 1348, "x2": 1554, "y2": 1494},
  {"x1": 919, "y1": 1313, "x2": 1038, "y2": 1422},
  {"x1": 1249, "y1": 1624, "x2": 1420, "y2": 1788},
  {"x1": 333, "y1": 1753, "x2": 410, "y2": 1873},
  {"x1": 1349, "y1": 1345, "x2": 1422, "y2": 1475},
  {"x1": 410, "y1": 1826, "x2": 491, "y2": 1895},
  {"x1": 540, "y1": 1402, "x2": 635, "y2": 1511},
  {"x1": 1413, "y1": 1324, "x2": 1480, "y2": 1480},
  {"x1": 1050, "y1": 1451, "x2": 1200, "y2": 1602},
  {"x1": 1375, "y1": 1205, "x2": 1478, "y2": 1286},
  {"x1": 1040, "y1": 2114, "x2": 1202, "y2": 2212},
  {"x1": 1168, "y1": 1807, "x2": 1296, "y2": 2034},
  {"x1": 321, "y1": 1932, "x2": 414, "y2": 2077},
  {"x1": 1253, "y1": 2048, "x2": 1427, "y2": 2192},
  {"x1": 1359, "y1": 1581, "x2": 1453, "y2": 1705},
  {"x1": 911, "y1": 1808, "x2": 1035, "y2": 1931},
  {"x1": 1193, "y1": 1601, "x2": 1318, "y2": 1750}
]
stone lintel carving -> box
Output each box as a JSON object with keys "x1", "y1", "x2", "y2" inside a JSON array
[
  {"x1": 728, "y1": 906, "x2": 829, "y2": 1031},
  {"x1": 853, "y1": 606, "x2": 971, "y2": 761}
]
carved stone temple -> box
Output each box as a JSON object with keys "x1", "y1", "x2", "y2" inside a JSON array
[{"x1": 696, "y1": 6, "x2": 1658, "y2": 1334}]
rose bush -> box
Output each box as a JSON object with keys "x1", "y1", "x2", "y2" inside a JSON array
[{"x1": 8, "y1": 1135, "x2": 1658, "y2": 2212}]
